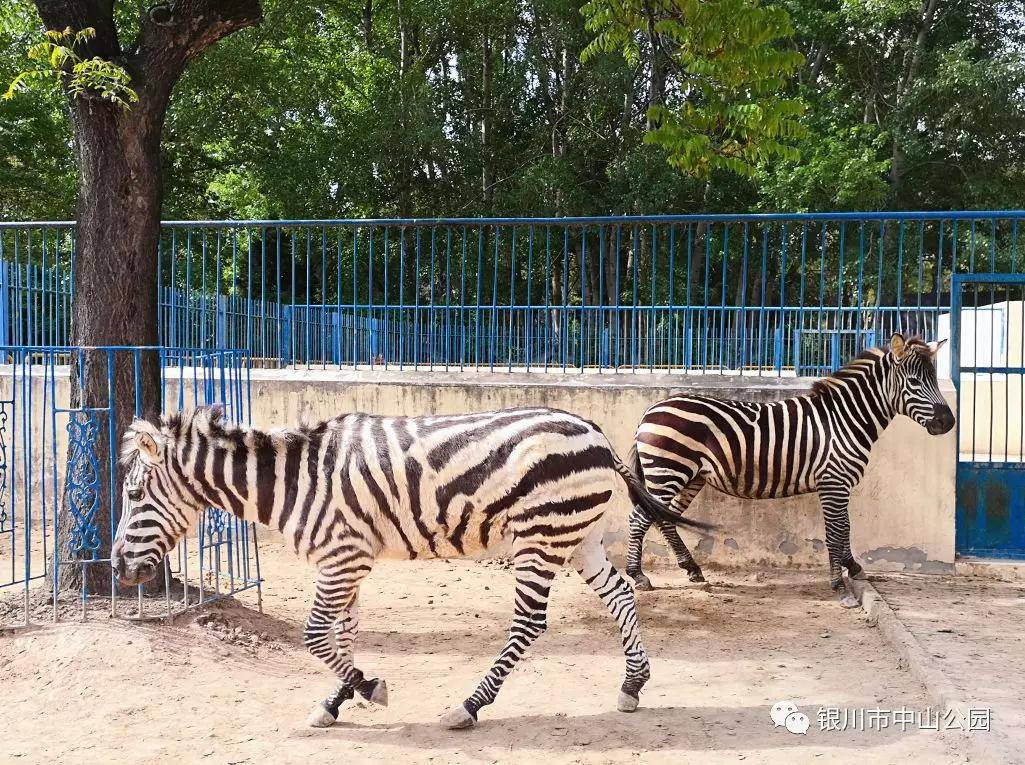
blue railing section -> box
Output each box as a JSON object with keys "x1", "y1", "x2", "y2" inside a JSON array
[
  {"x1": 0, "y1": 345, "x2": 261, "y2": 627},
  {"x1": 2, "y1": 211, "x2": 1024, "y2": 373}
]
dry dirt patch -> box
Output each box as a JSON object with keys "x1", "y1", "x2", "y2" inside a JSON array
[{"x1": 1, "y1": 534, "x2": 965, "y2": 764}]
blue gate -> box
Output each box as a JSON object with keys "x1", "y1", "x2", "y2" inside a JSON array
[{"x1": 952, "y1": 274, "x2": 1025, "y2": 558}]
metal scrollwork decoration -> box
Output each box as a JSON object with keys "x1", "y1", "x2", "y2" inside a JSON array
[
  {"x1": 65, "y1": 410, "x2": 102, "y2": 557},
  {"x1": 0, "y1": 405, "x2": 8, "y2": 532},
  {"x1": 205, "y1": 506, "x2": 229, "y2": 545}
]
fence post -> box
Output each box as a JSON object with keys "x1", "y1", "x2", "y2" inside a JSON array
[{"x1": 0, "y1": 260, "x2": 9, "y2": 348}]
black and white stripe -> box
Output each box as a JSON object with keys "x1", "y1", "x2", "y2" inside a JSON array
[
  {"x1": 113, "y1": 405, "x2": 706, "y2": 728},
  {"x1": 625, "y1": 334, "x2": 955, "y2": 606}
]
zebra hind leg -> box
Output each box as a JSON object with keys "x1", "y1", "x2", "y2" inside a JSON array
[
  {"x1": 655, "y1": 516, "x2": 706, "y2": 582},
  {"x1": 573, "y1": 532, "x2": 651, "y2": 712},
  {"x1": 658, "y1": 477, "x2": 707, "y2": 582},
  {"x1": 625, "y1": 504, "x2": 656, "y2": 591},
  {"x1": 440, "y1": 550, "x2": 560, "y2": 729}
]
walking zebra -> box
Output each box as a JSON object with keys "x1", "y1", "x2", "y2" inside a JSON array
[
  {"x1": 625, "y1": 334, "x2": 955, "y2": 607},
  {"x1": 112, "y1": 405, "x2": 709, "y2": 728}
]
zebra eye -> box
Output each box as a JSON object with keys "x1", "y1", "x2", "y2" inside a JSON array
[{"x1": 127, "y1": 489, "x2": 144, "y2": 502}]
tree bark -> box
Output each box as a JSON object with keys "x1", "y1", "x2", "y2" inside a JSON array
[
  {"x1": 480, "y1": 32, "x2": 494, "y2": 208},
  {"x1": 362, "y1": 0, "x2": 373, "y2": 49},
  {"x1": 33, "y1": 0, "x2": 262, "y2": 593}
]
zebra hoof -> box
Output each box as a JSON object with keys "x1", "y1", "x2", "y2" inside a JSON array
[
  {"x1": 356, "y1": 677, "x2": 389, "y2": 707},
  {"x1": 306, "y1": 702, "x2": 338, "y2": 728},
  {"x1": 850, "y1": 570, "x2": 868, "y2": 581},
  {"x1": 839, "y1": 594, "x2": 859, "y2": 609},
  {"x1": 688, "y1": 570, "x2": 706, "y2": 583},
  {"x1": 631, "y1": 575, "x2": 654, "y2": 592},
  {"x1": 617, "y1": 691, "x2": 640, "y2": 713},
  {"x1": 440, "y1": 703, "x2": 477, "y2": 730}
]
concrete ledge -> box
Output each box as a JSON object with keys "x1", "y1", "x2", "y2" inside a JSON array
[
  {"x1": 250, "y1": 365, "x2": 814, "y2": 395},
  {"x1": 849, "y1": 577, "x2": 967, "y2": 718},
  {"x1": 846, "y1": 577, "x2": 1006, "y2": 762},
  {"x1": 953, "y1": 558, "x2": 1025, "y2": 582}
]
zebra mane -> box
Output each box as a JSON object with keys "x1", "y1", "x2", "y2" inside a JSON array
[
  {"x1": 163, "y1": 406, "x2": 331, "y2": 446},
  {"x1": 810, "y1": 336, "x2": 931, "y2": 396}
]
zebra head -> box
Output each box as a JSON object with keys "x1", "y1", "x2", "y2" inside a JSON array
[
  {"x1": 887, "y1": 333, "x2": 955, "y2": 435},
  {"x1": 111, "y1": 416, "x2": 207, "y2": 586}
]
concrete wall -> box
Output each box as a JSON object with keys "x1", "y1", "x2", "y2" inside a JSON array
[
  {"x1": 246, "y1": 368, "x2": 958, "y2": 573},
  {"x1": 1, "y1": 365, "x2": 956, "y2": 572}
]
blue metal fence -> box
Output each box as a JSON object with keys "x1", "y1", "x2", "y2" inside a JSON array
[
  {"x1": 0, "y1": 345, "x2": 261, "y2": 627},
  {"x1": 2, "y1": 211, "x2": 1024, "y2": 373}
]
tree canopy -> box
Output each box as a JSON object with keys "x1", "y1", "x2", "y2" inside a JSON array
[{"x1": 3, "y1": 0, "x2": 1024, "y2": 222}]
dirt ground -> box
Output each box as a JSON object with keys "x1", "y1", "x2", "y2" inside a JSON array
[
  {"x1": 1, "y1": 532, "x2": 968, "y2": 765},
  {"x1": 872, "y1": 572, "x2": 1025, "y2": 764}
]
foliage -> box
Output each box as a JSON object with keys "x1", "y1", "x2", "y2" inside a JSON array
[
  {"x1": 1, "y1": 0, "x2": 1025, "y2": 222},
  {"x1": 0, "y1": 6, "x2": 74, "y2": 219},
  {"x1": 581, "y1": 0, "x2": 807, "y2": 177},
  {"x1": 3, "y1": 26, "x2": 137, "y2": 108}
]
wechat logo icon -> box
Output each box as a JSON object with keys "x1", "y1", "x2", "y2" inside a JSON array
[{"x1": 770, "y1": 700, "x2": 811, "y2": 735}]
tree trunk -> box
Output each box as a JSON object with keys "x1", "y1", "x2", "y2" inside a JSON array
[
  {"x1": 362, "y1": 0, "x2": 373, "y2": 49},
  {"x1": 34, "y1": 0, "x2": 263, "y2": 594},
  {"x1": 481, "y1": 32, "x2": 494, "y2": 208},
  {"x1": 57, "y1": 100, "x2": 164, "y2": 593},
  {"x1": 891, "y1": 0, "x2": 939, "y2": 195}
]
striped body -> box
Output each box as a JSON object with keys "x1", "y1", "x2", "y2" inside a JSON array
[
  {"x1": 626, "y1": 337, "x2": 954, "y2": 605},
  {"x1": 231, "y1": 408, "x2": 625, "y2": 563},
  {"x1": 638, "y1": 391, "x2": 874, "y2": 502},
  {"x1": 114, "y1": 406, "x2": 702, "y2": 726}
]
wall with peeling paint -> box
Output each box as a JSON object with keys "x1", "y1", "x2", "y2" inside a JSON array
[{"x1": 246, "y1": 368, "x2": 958, "y2": 574}]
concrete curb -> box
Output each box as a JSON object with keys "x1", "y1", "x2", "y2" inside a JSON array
[
  {"x1": 848, "y1": 577, "x2": 967, "y2": 718},
  {"x1": 848, "y1": 577, "x2": 1003, "y2": 764}
]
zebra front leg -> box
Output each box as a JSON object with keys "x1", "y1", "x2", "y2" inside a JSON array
[
  {"x1": 573, "y1": 532, "x2": 651, "y2": 713},
  {"x1": 440, "y1": 552, "x2": 559, "y2": 729},
  {"x1": 844, "y1": 555, "x2": 867, "y2": 580},
  {"x1": 626, "y1": 504, "x2": 656, "y2": 590},
  {"x1": 818, "y1": 485, "x2": 859, "y2": 609},
  {"x1": 305, "y1": 561, "x2": 386, "y2": 728}
]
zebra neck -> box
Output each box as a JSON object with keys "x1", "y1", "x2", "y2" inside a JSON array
[
  {"x1": 820, "y1": 360, "x2": 895, "y2": 442},
  {"x1": 176, "y1": 442, "x2": 254, "y2": 524}
]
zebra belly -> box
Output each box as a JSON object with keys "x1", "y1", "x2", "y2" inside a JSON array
[{"x1": 702, "y1": 470, "x2": 818, "y2": 499}]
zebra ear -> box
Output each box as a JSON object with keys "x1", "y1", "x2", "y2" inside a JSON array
[
  {"x1": 889, "y1": 333, "x2": 907, "y2": 359},
  {"x1": 133, "y1": 422, "x2": 165, "y2": 465},
  {"x1": 927, "y1": 338, "x2": 948, "y2": 356}
]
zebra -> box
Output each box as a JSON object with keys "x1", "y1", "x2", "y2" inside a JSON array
[
  {"x1": 111, "y1": 405, "x2": 710, "y2": 729},
  {"x1": 624, "y1": 333, "x2": 955, "y2": 607}
]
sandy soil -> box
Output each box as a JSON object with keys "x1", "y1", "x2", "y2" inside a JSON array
[
  {"x1": 872, "y1": 572, "x2": 1025, "y2": 764},
  {"x1": 1, "y1": 532, "x2": 966, "y2": 765}
]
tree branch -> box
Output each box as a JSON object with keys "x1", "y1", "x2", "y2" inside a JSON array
[
  {"x1": 33, "y1": 0, "x2": 120, "y2": 58},
  {"x1": 132, "y1": 0, "x2": 263, "y2": 108}
]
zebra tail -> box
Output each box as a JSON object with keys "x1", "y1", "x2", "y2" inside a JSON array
[
  {"x1": 628, "y1": 442, "x2": 643, "y2": 480},
  {"x1": 612, "y1": 454, "x2": 716, "y2": 532}
]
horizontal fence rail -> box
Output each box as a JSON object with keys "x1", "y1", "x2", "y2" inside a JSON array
[{"x1": 2, "y1": 211, "x2": 1024, "y2": 373}]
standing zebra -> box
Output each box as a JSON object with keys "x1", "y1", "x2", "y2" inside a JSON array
[
  {"x1": 112, "y1": 406, "x2": 709, "y2": 728},
  {"x1": 625, "y1": 334, "x2": 955, "y2": 607}
]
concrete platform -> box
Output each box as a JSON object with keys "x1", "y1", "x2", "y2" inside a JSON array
[{"x1": 855, "y1": 572, "x2": 1025, "y2": 764}]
